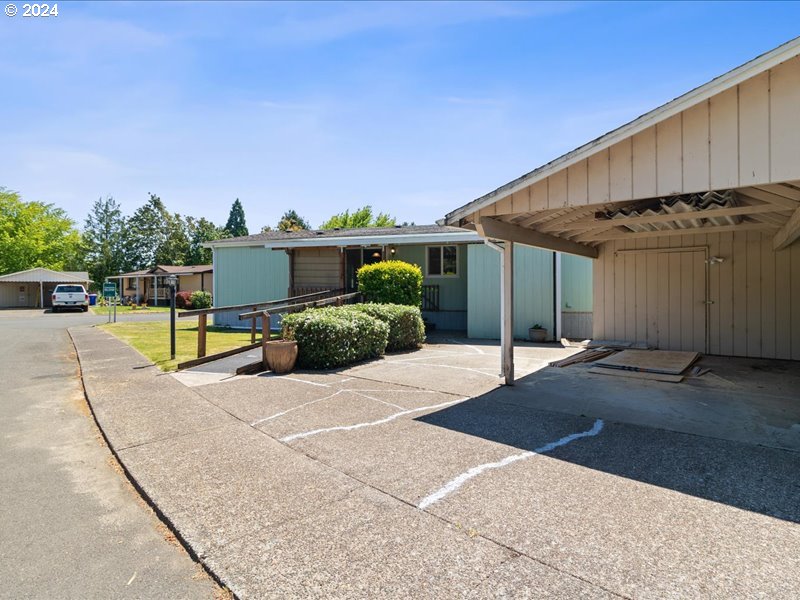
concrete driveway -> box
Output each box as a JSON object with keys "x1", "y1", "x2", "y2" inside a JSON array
[
  {"x1": 0, "y1": 309, "x2": 218, "y2": 599},
  {"x1": 72, "y1": 327, "x2": 800, "y2": 599}
]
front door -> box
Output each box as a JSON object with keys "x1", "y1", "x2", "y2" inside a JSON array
[{"x1": 345, "y1": 248, "x2": 384, "y2": 292}]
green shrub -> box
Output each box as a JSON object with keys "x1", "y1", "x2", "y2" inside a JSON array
[
  {"x1": 348, "y1": 303, "x2": 425, "y2": 352},
  {"x1": 357, "y1": 260, "x2": 422, "y2": 307},
  {"x1": 190, "y1": 290, "x2": 212, "y2": 309},
  {"x1": 281, "y1": 306, "x2": 389, "y2": 369}
]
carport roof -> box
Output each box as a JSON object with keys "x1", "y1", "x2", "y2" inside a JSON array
[
  {"x1": 443, "y1": 37, "x2": 800, "y2": 226},
  {"x1": 0, "y1": 268, "x2": 91, "y2": 283}
]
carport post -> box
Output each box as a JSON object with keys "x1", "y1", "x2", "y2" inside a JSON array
[
  {"x1": 39, "y1": 279, "x2": 43, "y2": 309},
  {"x1": 501, "y1": 241, "x2": 514, "y2": 385}
]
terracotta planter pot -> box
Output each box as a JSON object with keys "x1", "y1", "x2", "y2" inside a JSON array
[
  {"x1": 528, "y1": 328, "x2": 548, "y2": 343},
  {"x1": 264, "y1": 340, "x2": 298, "y2": 374}
]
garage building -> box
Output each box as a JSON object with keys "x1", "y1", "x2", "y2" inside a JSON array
[
  {"x1": 443, "y1": 39, "x2": 800, "y2": 382},
  {"x1": 0, "y1": 268, "x2": 91, "y2": 308}
]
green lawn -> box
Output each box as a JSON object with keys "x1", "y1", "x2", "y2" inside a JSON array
[
  {"x1": 91, "y1": 305, "x2": 176, "y2": 315},
  {"x1": 100, "y1": 319, "x2": 263, "y2": 371}
]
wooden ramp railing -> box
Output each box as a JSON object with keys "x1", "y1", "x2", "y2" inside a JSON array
[{"x1": 176, "y1": 290, "x2": 360, "y2": 370}]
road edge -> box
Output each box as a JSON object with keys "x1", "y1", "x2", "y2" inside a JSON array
[{"x1": 68, "y1": 325, "x2": 235, "y2": 600}]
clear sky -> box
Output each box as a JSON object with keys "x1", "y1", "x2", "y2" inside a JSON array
[{"x1": 2, "y1": 1, "x2": 799, "y2": 231}]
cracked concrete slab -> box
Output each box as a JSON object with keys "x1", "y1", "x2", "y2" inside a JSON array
[
  {"x1": 118, "y1": 421, "x2": 360, "y2": 554},
  {"x1": 205, "y1": 486, "x2": 516, "y2": 600}
]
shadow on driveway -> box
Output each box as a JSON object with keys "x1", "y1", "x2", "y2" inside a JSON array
[{"x1": 416, "y1": 372, "x2": 800, "y2": 524}]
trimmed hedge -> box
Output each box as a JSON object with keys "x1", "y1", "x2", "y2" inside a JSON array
[
  {"x1": 190, "y1": 290, "x2": 212, "y2": 309},
  {"x1": 348, "y1": 303, "x2": 425, "y2": 352},
  {"x1": 357, "y1": 260, "x2": 422, "y2": 307},
  {"x1": 281, "y1": 306, "x2": 389, "y2": 369}
]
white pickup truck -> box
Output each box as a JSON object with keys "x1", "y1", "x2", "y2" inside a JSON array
[{"x1": 51, "y1": 284, "x2": 89, "y2": 313}]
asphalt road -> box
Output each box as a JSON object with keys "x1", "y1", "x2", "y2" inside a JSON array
[{"x1": 0, "y1": 309, "x2": 218, "y2": 599}]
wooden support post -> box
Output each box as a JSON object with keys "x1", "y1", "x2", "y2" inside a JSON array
[
  {"x1": 501, "y1": 241, "x2": 514, "y2": 385},
  {"x1": 261, "y1": 312, "x2": 270, "y2": 370},
  {"x1": 197, "y1": 313, "x2": 207, "y2": 358},
  {"x1": 250, "y1": 307, "x2": 257, "y2": 343}
]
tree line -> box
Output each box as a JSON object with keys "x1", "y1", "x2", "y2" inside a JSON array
[{"x1": 1, "y1": 186, "x2": 405, "y2": 288}]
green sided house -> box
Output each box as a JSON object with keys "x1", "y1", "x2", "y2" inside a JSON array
[{"x1": 205, "y1": 225, "x2": 593, "y2": 340}]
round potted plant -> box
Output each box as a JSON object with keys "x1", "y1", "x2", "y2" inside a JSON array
[
  {"x1": 264, "y1": 340, "x2": 298, "y2": 374},
  {"x1": 528, "y1": 323, "x2": 548, "y2": 343}
]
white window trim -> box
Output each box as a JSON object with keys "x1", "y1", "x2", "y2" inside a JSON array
[{"x1": 425, "y1": 245, "x2": 459, "y2": 278}]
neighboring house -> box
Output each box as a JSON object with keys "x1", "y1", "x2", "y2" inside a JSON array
[
  {"x1": 111, "y1": 265, "x2": 213, "y2": 305},
  {"x1": 0, "y1": 268, "x2": 91, "y2": 308},
  {"x1": 205, "y1": 225, "x2": 593, "y2": 339},
  {"x1": 443, "y1": 38, "x2": 800, "y2": 381}
]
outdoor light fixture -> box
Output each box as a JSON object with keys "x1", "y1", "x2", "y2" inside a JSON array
[
  {"x1": 390, "y1": 247, "x2": 396, "y2": 255},
  {"x1": 166, "y1": 274, "x2": 178, "y2": 288},
  {"x1": 707, "y1": 256, "x2": 725, "y2": 265},
  {"x1": 371, "y1": 251, "x2": 381, "y2": 258}
]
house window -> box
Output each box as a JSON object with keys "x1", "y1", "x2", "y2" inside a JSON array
[{"x1": 427, "y1": 245, "x2": 458, "y2": 277}]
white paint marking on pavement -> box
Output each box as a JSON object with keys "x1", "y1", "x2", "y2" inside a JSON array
[
  {"x1": 281, "y1": 376, "x2": 331, "y2": 388},
  {"x1": 384, "y1": 352, "x2": 469, "y2": 363},
  {"x1": 417, "y1": 419, "x2": 605, "y2": 510},
  {"x1": 349, "y1": 390, "x2": 405, "y2": 410},
  {"x1": 126, "y1": 571, "x2": 137, "y2": 586},
  {"x1": 250, "y1": 390, "x2": 345, "y2": 426},
  {"x1": 280, "y1": 398, "x2": 468, "y2": 442},
  {"x1": 385, "y1": 361, "x2": 500, "y2": 378}
]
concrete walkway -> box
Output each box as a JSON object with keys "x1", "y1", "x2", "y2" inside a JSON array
[
  {"x1": 0, "y1": 310, "x2": 218, "y2": 599},
  {"x1": 72, "y1": 325, "x2": 800, "y2": 599}
]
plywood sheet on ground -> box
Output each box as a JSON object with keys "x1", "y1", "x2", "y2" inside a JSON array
[
  {"x1": 595, "y1": 350, "x2": 699, "y2": 375},
  {"x1": 588, "y1": 366, "x2": 684, "y2": 383}
]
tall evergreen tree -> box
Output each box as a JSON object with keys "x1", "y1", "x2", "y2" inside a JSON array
[
  {"x1": 277, "y1": 209, "x2": 311, "y2": 232},
  {"x1": 126, "y1": 193, "x2": 171, "y2": 268},
  {"x1": 225, "y1": 198, "x2": 248, "y2": 237},
  {"x1": 155, "y1": 212, "x2": 190, "y2": 266},
  {"x1": 82, "y1": 195, "x2": 128, "y2": 284}
]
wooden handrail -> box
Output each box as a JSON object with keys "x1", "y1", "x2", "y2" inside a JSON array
[
  {"x1": 237, "y1": 292, "x2": 361, "y2": 320},
  {"x1": 178, "y1": 289, "x2": 333, "y2": 318}
]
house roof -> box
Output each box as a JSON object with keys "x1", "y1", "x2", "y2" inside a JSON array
[
  {"x1": 153, "y1": 265, "x2": 213, "y2": 275},
  {"x1": 0, "y1": 268, "x2": 91, "y2": 283},
  {"x1": 444, "y1": 36, "x2": 800, "y2": 226},
  {"x1": 205, "y1": 225, "x2": 483, "y2": 249},
  {"x1": 114, "y1": 265, "x2": 213, "y2": 278}
]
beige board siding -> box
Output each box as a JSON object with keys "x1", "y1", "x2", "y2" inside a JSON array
[
  {"x1": 0, "y1": 282, "x2": 38, "y2": 308},
  {"x1": 178, "y1": 274, "x2": 203, "y2": 293},
  {"x1": 593, "y1": 231, "x2": 800, "y2": 359},
  {"x1": 476, "y1": 54, "x2": 800, "y2": 221},
  {"x1": 293, "y1": 247, "x2": 341, "y2": 289}
]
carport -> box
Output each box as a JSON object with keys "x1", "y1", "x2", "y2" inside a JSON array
[
  {"x1": 0, "y1": 268, "x2": 91, "y2": 308},
  {"x1": 443, "y1": 38, "x2": 800, "y2": 384}
]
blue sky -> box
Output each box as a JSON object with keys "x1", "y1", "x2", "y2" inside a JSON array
[{"x1": 2, "y1": 1, "x2": 799, "y2": 231}]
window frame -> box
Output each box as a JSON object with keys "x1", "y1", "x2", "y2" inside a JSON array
[{"x1": 425, "y1": 245, "x2": 459, "y2": 278}]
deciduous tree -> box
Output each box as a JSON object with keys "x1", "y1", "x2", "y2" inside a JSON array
[
  {"x1": 319, "y1": 206, "x2": 396, "y2": 229},
  {"x1": 0, "y1": 188, "x2": 82, "y2": 274},
  {"x1": 277, "y1": 209, "x2": 311, "y2": 232}
]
